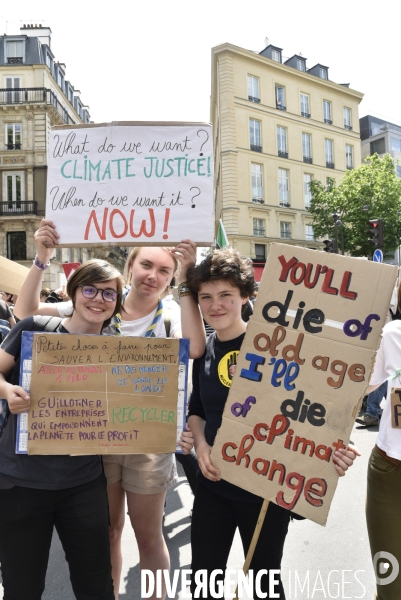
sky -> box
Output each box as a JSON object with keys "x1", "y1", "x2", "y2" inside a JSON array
[{"x1": 1, "y1": 0, "x2": 400, "y2": 126}]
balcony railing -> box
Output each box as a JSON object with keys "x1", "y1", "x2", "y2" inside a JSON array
[
  {"x1": 253, "y1": 228, "x2": 266, "y2": 236},
  {"x1": 276, "y1": 103, "x2": 286, "y2": 111},
  {"x1": 301, "y1": 111, "x2": 311, "y2": 118},
  {"x1": 324, "y1": 118, "x2": 333, "y2": 125},
  {"x1": 250, "y1": 144, "x2": 262, "y2": 152},
  {"x1": 7, "y1": 57, "x2": 23, "y2": 64},
  {"x1": 303, "y1": 156, "x2": 313, "y2": 164},
  {"x1": 0, "y1": 88, "x2": 77, "y2": 125},
  {"x1": 326, "y1": 161, "x2": 335, "y2": 169},
  {"x1": 252, "y1": 197, "x2": 264, "y2": 204},
  {"x1": 248, "y1": 96, "x2": 260, "y2": 103},
  {"x1": 280, "y1": 232, "x2": 291, "y2": 239},
  {"x1": 344, "y1": 124, "x2": 352, "y2": 130},
  {"x1": 278, "y1": 150, "x2": 288, "y2": 159},
  {"x1": 0, "y1": 201, "x2": 37, "y2": 215},
  {"x1": 5, "y1": 143, "x2": 22, "y2": 150},
  {"x1": 279, "y1": 201, "x2": 291, "y2": 207}
]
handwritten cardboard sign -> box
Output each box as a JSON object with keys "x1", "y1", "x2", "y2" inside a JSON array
[
  {"x1": 390, "y1": 388, "x2": 401, "y2": 428},
  {"x1": 211, "y1": 244, "x2": 397, "y2": 525},
  {"x1": 20, "y1": 333, "x2": 189, "y2": 455},
  {"x1": 45, "y1": 122, "x2": 214, "y2": 246}
]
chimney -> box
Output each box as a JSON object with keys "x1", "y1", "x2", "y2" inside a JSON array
[{"x1": 20, "y1": 24, "x2": 52, "y2": 48}]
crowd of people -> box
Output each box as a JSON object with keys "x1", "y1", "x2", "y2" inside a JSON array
[{"x1": 0, "y1": 218, "x2": 397, "y2": 600}]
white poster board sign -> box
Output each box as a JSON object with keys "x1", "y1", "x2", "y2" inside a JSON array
[{"x1": 45, "y1": 122, "x2": 214, "y2": 246}]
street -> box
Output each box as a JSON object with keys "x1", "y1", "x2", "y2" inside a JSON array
[{"x1": 0, "y1": 421, "x2": 378, "y2": 599}]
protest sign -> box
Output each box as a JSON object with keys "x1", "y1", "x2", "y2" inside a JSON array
[
  {"x1": 0, "y1": 255, "x2": 30, "y2": 296},
  {"x1": 45, "y1": 122, "x2": 214, "y2": 246},
  {"x1": 211, "y1": 244, "x2": 397, "y2": 525},
  {"x1": 17, "y1": 333, "x2": 189, "y2": 455}
]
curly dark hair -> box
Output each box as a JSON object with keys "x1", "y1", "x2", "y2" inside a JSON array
[{"x1": 186, "y1": 248, "x2": 256, "y2": 300}]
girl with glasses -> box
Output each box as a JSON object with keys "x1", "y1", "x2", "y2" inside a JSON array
[
  {"x1": 15, "y1": 219, "x2": 205, "y2": 600},
  {"x1": 0, "y1": 258, "x2": 124, "y2": 600}
]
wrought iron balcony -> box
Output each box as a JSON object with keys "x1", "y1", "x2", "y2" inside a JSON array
[
  {"x1": 7, "y1": 57, "x2": 23, "y2": 64},
  {"x1": 5, "y1": 143, "x2": 22, "y2": 150},
  {"x1": 324, "y1": 118, "x2": 333, "y2": 125},
  {"x1": 276, "y1": 103, "x2": 286, "y2": 111},
  {"x1": 250, "y1": 144, "x2": 262, "y2": 152},
  {"x1": 248, "y1": 96, "x2": 260, "y2": 103},
  {"x1": 280, "y1": 232, "x2": 291, "y2": 239},
  {"x1": 252, "y1": 197, "x2": 264, "y2": 204},
  {"x1": 303, "y1": 156, "x2": 313, "y2": 164},
  {"x1": 0, "y1": 87, "x2": 77, "y2": 125},
  {"x1": 326, "y1": 161, "x2": 335, "y2": 169},
  {"x1": 279, "y1": 201, "x2": 291, "y2": 208},
  {"x1": 301, "y1": 111, "x2": 311, "y2": 118},
  {"x1": 0, "y1": 201, "x2": 37, "y2": 215},
  {"x1": 278, "y1": 150, "x2": 288, "y2": 159},
  {"x1": 346, "y1": 165, "x2": 353, "y2": 170},
  {"x1": 344, "y1": 124, "x2": 353, "y2": 130},
  {"x1": 253, "y1": 228, "x2": 266, "y2": 236}
]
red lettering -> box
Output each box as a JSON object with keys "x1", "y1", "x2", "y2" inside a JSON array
[
  {"x1": 321, "y1": 268, "x2": 339, "y2": 295},
  {"x1": 222, "y1": 442, "x2": 237, "y2": 462},
  {"x1": 304, "y1": 477, "x2": 327, "y2": 507},
  {"x1": 109, "y1": 209, "x2": 128, "y2": 238},
  {"x1": 252, "y1": 458, "x2": 270, "y2": 475},
  {"x1": 304, "y1": 263, "x2": 322, "y2": 288},
  {"x1": 84, "y1": 208, "x2": 108, "y2": 240},
  {"x1": 290, "y1": 262, "x2": 306, "y2": 285},
  {"x1": 340, "y1": 271, "x2": 357, "y2": 300},
  {"x1": 253, "y1": 422, "x2": 269, "y2": 441},
  {"x1": 278, "y1": 255, "x2": 298, "y2": 282},
  {"x1": 235, "y1": 434, "x2": 254, "y2": 468},
  {"x1": 276, "y1": 472, "x2": 305, "y2": 510},
  {"x1": 129, "y1": 208, "x2": 156, "y2": 238},
  {"x1": 265, "y1": 414, "x2": 289, "y2": 444}
]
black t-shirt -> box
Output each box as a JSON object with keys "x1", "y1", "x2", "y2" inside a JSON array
[
  {"x1": 0, "y1": 300, "x2": 12, "y2": 322},
  {"x1": 0, "y1": 316, "x2": 102, "y2": 490},
  {"x1": 189, "y1": 331, "x2": 264, "y2": 502}
]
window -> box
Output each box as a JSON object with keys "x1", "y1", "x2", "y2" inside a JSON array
[
  {"x1": 344, "y1": 107, "x2": 352, "y2": 130},
  {"x1": 305, "y1": 225, "x2": 314, "y2": 240},
  {"x1": 250, "y1": 119, "x2": 261, "y2": 151},
  {"x1": 370, "y1": 122, "x2": 382, "y2": 136},
  {"x1": 346, "y1": 145, "x2": 353, "y2": 169},
  {"x1": 297, "y1": 59, "x2": 306, "y2": 72},
  {"x1": 275, "y1": 85, "x2": 286, "y2": 110},
  {"x1": 280, "y1": 222, "x2": 291, "y2": 239},
  {"x1": 300, "y1": 93, "x2": 310, "y2": 118},
  {"x1": 319, "y1": 68, "x2": 328, "y2": 80},
  {"x1": 5, "y1": 77, "x2": 21, "y2": 103},
  {"x1": 277, "y1": 127, "x2": 288, "y2": 157},
  {"x1": 251, "y1": 163, "x2": 264, "y2": 203},
  {"x1": 247, "y1": 76, "x2": 260, "y2": 103},
  {"x1": 272, "y1": 49, "x2": 281, "y2": 62},
  {"x1": 5, "y1": 40, "x2": 24, "y2": 63},
  {"x1": 304, "y1": 174, "x2": 313, "y2": 208},
  {"x1": 302, "y1": 133, "x2": 312, "y2": 162},
  {"x1": 253, "y1": 218, "x2": 265, "y2": 236},
  {"x1": 4, "y1": 171, "x2": 24, "y2": 207},
  {"x1": 325, "y1": 139, "x2": 334, "y2": 168},
  {"x1": 6, "y1": 124, "x2": 21, "y2": 150},
  {"x1": 391, "y1": 137, "x2": 401, "y2": 153},
  {"x1": 255, "y1": 244, "x2": 266, "y2": 260},
  {"x1": 278, "y1": 168, "x2": 290, "y2": 206},
  {"x1": 397, "y1": 166, "x2": 401, "y2": 178},
  {"x1": 323, "y1": 100, "x2": 332, "y2": 124},
  {"x1": 370, "y1": 138, "x2": 385, "y2": 154},
  {"x1": 7, "y1": 231, "x2": 26, "y2": 260}
]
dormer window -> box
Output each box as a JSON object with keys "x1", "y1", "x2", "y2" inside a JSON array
[
  {"x1": 272, "y1": 49, "x2": 281, "y2": 62},
  {"x1": 297, "y1": 59, "x2": 306, "y2": 72},
  {"x1": 5, "y1": 40, "x2": 25, "y2": 64},
  {"x1": 319, "y1": 67, "x2": 328, "y2": 80}
]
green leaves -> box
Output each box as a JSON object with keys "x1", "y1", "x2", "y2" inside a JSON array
[{"x1": 308, "y1": 154, "x2": 401, "y2": 256}]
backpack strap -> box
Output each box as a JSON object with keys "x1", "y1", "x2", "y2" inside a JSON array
[{"x1": 163, "y1": 309, "x2": 171, "y2": 338}]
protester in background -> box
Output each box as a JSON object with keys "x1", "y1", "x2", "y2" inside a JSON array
[
  {"x1": 0, "y1": 298, "x2": 15, "y2": 329},
  {"x1": 2, "y1": 292, "x2": 16, "y2": 316},
  {"x1": 39, "y1": 288, "x2": 51, "y2": 301},
  {"x1": 185, "y1": 247, "x2": 360, "y2": 600},
  {"x1": 0, "y1": 259, "x2": 124, "y2": 600},
  {"x1": 15, "y1": 219, "x2": 205, "y2": 600},
  {"x1": 365, "y1": 279, "x2": 401, "y2": 600}
]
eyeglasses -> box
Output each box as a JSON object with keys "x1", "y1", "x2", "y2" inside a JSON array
[{"x1": 79, "y1": 285, "x2": 119, "y2": 303}]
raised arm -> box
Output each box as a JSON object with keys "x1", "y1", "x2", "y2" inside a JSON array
[
  {"x1": 172, "y1": 240, "x2": 206, "y2": 359},
  {"x1": 14, "y1": 220, "x2": 61, "y2": 320}
]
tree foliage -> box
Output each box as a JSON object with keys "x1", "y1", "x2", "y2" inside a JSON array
[{"x1": 308, "y1": 154, "x2": 401, "y2": 256}]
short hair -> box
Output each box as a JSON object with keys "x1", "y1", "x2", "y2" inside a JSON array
[
  {"x1": 40, "y1": 288, "x2": 51, "y2": 298},
  {"x1": 124, "y1": 247, "x2": 179, "y2": 285},
  {"x1": 186, "y1": 248, "x2": 256, "y2": 300},
  {"x1": 67, "y1": 260, "x2": 124, "y2": 327}
]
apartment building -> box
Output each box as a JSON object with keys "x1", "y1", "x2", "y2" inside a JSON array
[
  {"x1": 0, "y1": 25, "x2": 127, "y2": 288},
  {"x1": 211, "y1": 42, "x2": 363, "y2": 276},
  {"x1": 360, "y1": 115, "x2": 401, "y2": 176}
]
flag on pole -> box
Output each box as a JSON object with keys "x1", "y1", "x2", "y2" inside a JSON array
[{"x1": 216, "y1": 219, "x2": 229, "y2": 249}]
